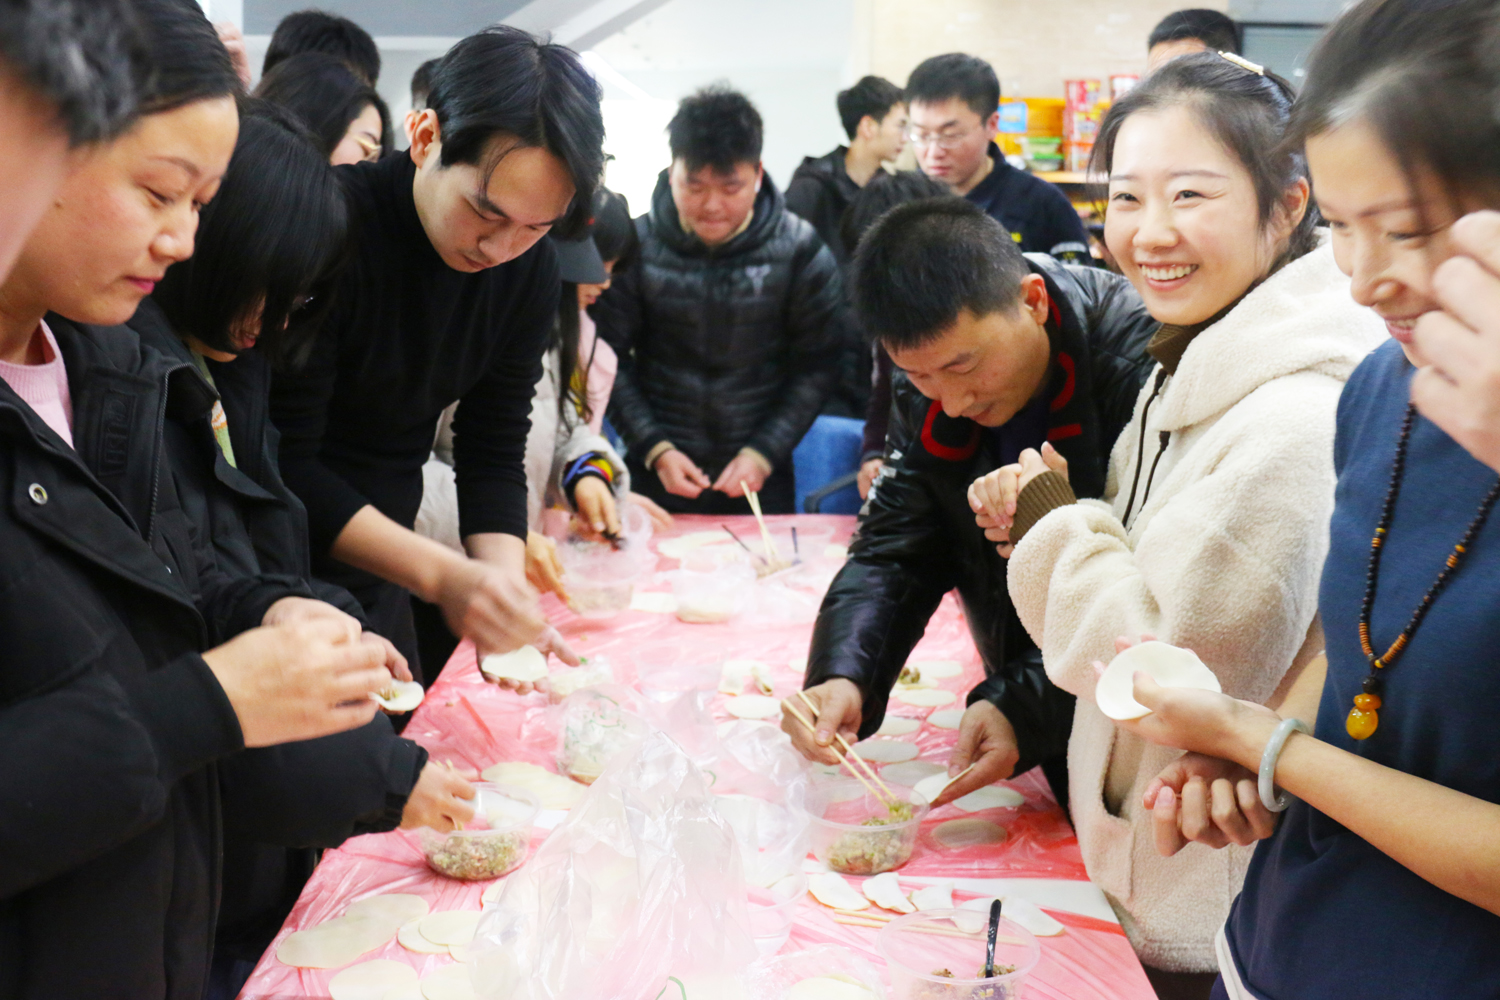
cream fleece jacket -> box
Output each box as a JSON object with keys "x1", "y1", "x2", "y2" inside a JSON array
[{"x1": 1007, "y1": 239, "x2": 1386, "y2": 971}]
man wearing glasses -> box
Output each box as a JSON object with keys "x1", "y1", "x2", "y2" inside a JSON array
[{"x1": 906, "y1": 54, "x2": 1090, "y2": 264}]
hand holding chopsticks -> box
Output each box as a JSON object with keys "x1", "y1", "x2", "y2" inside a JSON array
[{"x1": 783, "y1": 689, "x2": 901, "y2": 809}]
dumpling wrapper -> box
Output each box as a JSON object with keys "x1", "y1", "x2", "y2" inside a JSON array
[
  {"x1": 417, "y1": 910, "x2": 480, "y2": 947},
  {"x1": 850, "y1": 738, "x2": 919, "y2": 763},
  {"x1": 789, "y1": 656, "x2": 808, "y2": 673},
  {"x1": 1095, "y1": 641, "x2": 1220, "y2": 721},
  {"x1": 909, "y1": 660, "x2": 964, "y2": 679},
  {"x1": 480, "y1": 761, "x2": 585, "y2": 810},
  {"x1": 383, "y1": 987, "x2": 424, "y2": 1000},
  {"x1": 912, "y1": 771, "x2": 959, "y2": 806},
  {"x1": 718, "y1": 660, "x2": 750, "y2": 695},
  {"x1": 926, "y1": 708, "x2": 965, "y2": 730},
  {"x1": 808, "y1": 872, "x2": 868, "y2": 911},
  {"x1": 629, "y1": 591, "x2": 678, "y2": 613},
  {"x1": 420, "y1": 963, "x2": 477, "y2": 1000},
  {"x1": 448, "y1": 942, "x2": 471, "y2": 962},
  {"x1": 725, "y1": 694, "x2": 782, "y2": 720},
  {"x1": 862, "y1": 871, "x2": 915, "y2": 913},
  {"x1": 892, "y1": 688, "x2": 956, "y2": 707},
  {"x1": 397, "y1": 920, "x2": 447, "y2": 954},
  {"x1": 880, "y1": 760, "x2": 947, "y2": 786},
  {"x1": 876, "y1": 715, "x2": 920, "y2": 737},
  {"x1": 959, "y1": 895, "x2": 1066, "y2": 937},
  {"x1": 275, "y1": 914, "x2": 397, "y2": 969},
  {"x1": 910, "y1": 881, "x2": 955, "y2": 911},
  {"x1": 373, "y1": 679, "x2": 424, "y2": 713},
  {"x1": 953, "y1": 785, "x2": 1026, "y2": 812},
  {"x1": 345, "y1": 894, "x2": 431, "y2": 926},
  {"x1": 822, "y1": 544, "x2": 849, "y2": 561},
  {"x1": 932, "y1": 818, "x2": 1007, "y2": 849},
  {"x1": 656, "y1": 530, "x2": 729, "y2": 560},
  {"x1": 330, "y1": 960, "x2": 419, "y2": 1000},
  {"x1": 787, "y1": 977, "x2": 877, "y2": 1000},
  {"x1": 479, "y1": 645, "x2": 548, "y2": 683}
]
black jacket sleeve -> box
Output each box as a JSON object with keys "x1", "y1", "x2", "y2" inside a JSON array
[
  {"x1": 450, "y1": 253, "x2": 555, "y2": 541},
  {"x1": 595, "y1": 250, "x2": 667, "y2": 459},
  {"x1": 1071, "y1": 264, "x2": 1161, "y2": 444},
  {"x1": 1037, "y1": 182, "x2": 1091, "y2": 258},
  {"x1": 967, "y1": 648, "x2": 1076, "y2": 776},
  {"x1": 744, "y1": 238, "x2": 843, "y2": 466},
  {"x1": 268, "y1": 291, "x2": 371, "y2": 556},
  {"x1": 861, "y1": 346, "x2": 894, "y2": 462},
  {"x1": 217, "y1": 716, "x2": 427, "y2": 847},
  {"x1": 804, "y1": 395, "x2": 958, "y2": 737},
  {"x1": 0, "y1": 654, "x2": 243, "y2": 898}
]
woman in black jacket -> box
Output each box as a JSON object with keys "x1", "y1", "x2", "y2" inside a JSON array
[
  {"x1": 138, "y1": 99, "x2": 476, "y2": 999},
  {"x1": 0, "y1": 4, "x2": 391, "y2": 998}
]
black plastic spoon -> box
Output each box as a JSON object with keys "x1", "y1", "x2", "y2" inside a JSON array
[{"x1": 984, "y1": 898, "x2": 1002, "y2": 978}]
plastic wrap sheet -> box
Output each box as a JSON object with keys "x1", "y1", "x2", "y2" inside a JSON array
[{"x1": 240, "y1": 515, "x2": 1154, "y2": 1000}]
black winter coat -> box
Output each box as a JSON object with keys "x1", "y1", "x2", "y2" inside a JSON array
[
  {"x1": 805, "y1": 257, "x2": 1157, "y2": 798},
  {"x1": 784, "y1": 147, "x2": 861, "y2": 266},
  {"x1": 595, "y1": 171, "x2": 844, "y2": 482},
  {"x1": 129, "y1": 301, "x2": 428, "y2": 961},
  {"x1": 0, "y1": 319, "x2": 261, "y2": 1000}
]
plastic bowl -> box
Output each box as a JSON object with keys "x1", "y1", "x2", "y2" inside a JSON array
[
  {"x1": 559, "y1": 538, "x2": 649, "y2": 621},
  {"x1": 747, "y1": 872, "x2": 808, "y2": 956},
  {"x1": 672, "y1": 559, "x2": 756, "y2": 624},
  {"x1": 877, "y1": 909, "x2": 1041, "y2": 999},
  {"x1": 420, "y1": 783, "x2": 538, "y2": 881},
  {"x1": 804, "y1": 779, "x2": 929, "y2": 875}
]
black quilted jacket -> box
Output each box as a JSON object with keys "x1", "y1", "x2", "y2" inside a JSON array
[
  {"x1": 594, "y1": 170, "x2": 845, "y2": 476},
  {"x1": 805, "y1": 255, "x2": 1158, "y2": 792}
]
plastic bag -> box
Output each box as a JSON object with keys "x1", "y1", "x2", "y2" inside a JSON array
[
  {"x1": 742, "y1": 946, "x2": 888, "y2": 999},
  {"x1": 707, "y1": 721, "x2": 812, "y2": 887},
  {"x1": 554, "y1": 687, "x2": 654, "y2": 784},
  {"x1": 470, "y1": 731, "x2": 757, "y2": 1000}
]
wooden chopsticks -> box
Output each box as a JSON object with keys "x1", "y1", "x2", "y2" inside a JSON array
[
  {"x1": 792, "y1": 690, "x2": 900, "y2": 807},
  {"x1": 782, "y1": 698, "x2": 895, "y2": 809},
  {"x1": 741, "y1": 482, "x2": 783, "y2": 566}
]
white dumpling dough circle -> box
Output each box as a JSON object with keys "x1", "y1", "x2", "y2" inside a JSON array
[
  {"x1": 932, "y1": 818, "x2": 1007, "y2": 849},
  {"x1": 880, "y1": 760, "x2": 946, "y2": 786},
  {"x1": 953, "y1": 785, "x2": 1027, "y2": 812},
  {"x1": 725, "y1": 694, "x2": 782, "y2": 719},
  {"x1": 876, "y1": 715, "x2": 920, "y2": 737},
  {"x1": 850, "y1": 738, "x2": 919, "y2": 763},
  {"x1": 397, "y1": 920, "x2": 447, "y2": 954},
  {"x1": 960, "y1": 895, "x2": 1066, "y2": 937},
  {"x1": 892, "y1": 688, "x2": 956, "y2": 707},
  {"x1": 808, "y1": 872, "x2": 868, "y2": 911},
  {"x1": 330, "y1": 960, "x2": 419, "y2": 1000},
  {"x1": 1095, "y1": 641, "x2": 1221, "y2": 721},
  {"x1": 926, "y1": 708, "x2": 965, "y2": 730},
  {"x1": 420, "y1": 963, "x2": 478, "y2": 1000},
  {"x1": 908, "y1": 660, "x2": 963, "y2": 679},
  {"x1": 480, "y1": 646, "x2": 548, "y2": 683},
  {"x1": 417, "y1": 910, "x2": 480, "y2": 946}
]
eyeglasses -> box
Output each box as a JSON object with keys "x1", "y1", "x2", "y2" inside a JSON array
[{"x1": 904, "y1": 125, "x2": 982, "y2": 150}]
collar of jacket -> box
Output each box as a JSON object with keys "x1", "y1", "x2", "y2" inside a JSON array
[
  {"x1": 0, "y1": 317, "x2": 205, "y2": 611},
  {"x1": 1146, "y1": 297, "x2": 1241, "y2": 376},
  {"x1": 649, "y1": 167, "x2": 787, "y2": 258},
  {"x1": 1150, "y1": 233, "x2": 1387, "y2": 432},
  {"x1": 792, "y1": 147, "x2": 860, "y2": 196}
]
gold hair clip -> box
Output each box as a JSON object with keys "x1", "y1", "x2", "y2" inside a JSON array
[{"x1": 1219, "y1": 51, "x2": 1266, "y2": 76}]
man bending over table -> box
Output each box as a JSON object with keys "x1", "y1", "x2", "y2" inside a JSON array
[{"x1": 785, "y1": 199, "x2": 1156, "y2": 809}]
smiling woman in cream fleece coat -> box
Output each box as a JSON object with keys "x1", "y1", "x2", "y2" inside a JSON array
[{"x1": 1006, "y1": 236, "x2": 1384, "y2": 971}]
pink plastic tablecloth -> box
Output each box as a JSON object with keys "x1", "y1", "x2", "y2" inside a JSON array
[{"x1": 239, "y1": 515, "x2": 1155, "y2": 1000}]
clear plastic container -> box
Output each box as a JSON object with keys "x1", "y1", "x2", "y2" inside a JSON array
[
  {"x1": 877, "y1": 909, "x2": 1041, "y2": 1000},
  {"x1": 556, "y1": 689, "x2": 652, "y2": 785},
  {"x1": 804, "y1": 779, "x2": 929, "y2": 875},
  {"x1": 746, "y1": 872, "x2": 807, "y2": 956},
  {"x1": 672, "y1": 554, "x2": 756, "y2": 624},
  {"x1": 419, "y1": 783, "x2": 538, "y2": 881}
]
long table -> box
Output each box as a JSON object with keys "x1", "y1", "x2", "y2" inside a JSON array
[{"x1": 239, "y1": 514, "x2": 1156, "y2": 1000}]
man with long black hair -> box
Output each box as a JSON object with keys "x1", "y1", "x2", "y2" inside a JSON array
[{"x1": 270, "y1": 26, "x2": 605, "y2": 682}]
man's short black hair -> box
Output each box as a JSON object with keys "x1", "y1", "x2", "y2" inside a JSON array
[
  {"x1": 0, "y1": 0, "x2": 142, "y2": 144},
  {"x1": 905, "y1": 53, "x2": 1000, "y2": 119},
  {"x1": 410, "y1": 56, "x2": 441, "y2": 111},
  {"x1": 837, "y1": 75, "x2": 903, "y2": 140},
  {"x1": 853, "y1": 197, "x2": 1030, "y2": 351},
  {"x1": 264, "y1": 9, "x2": 380, "y2": 85},
  {"x1": 425, "y1": 25, "x2": 604, "y2": 239},
  {"x1": 667, "y1": 85, "x2": 762, "y2": 174},
  {"x1": 1148, "y1": 9, "x2": 1241, "y2": 55},
  {"x1": 840, "y1": 169, "x2": 950, "y2": 261}
]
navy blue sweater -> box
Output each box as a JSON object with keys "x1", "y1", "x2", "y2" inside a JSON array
[
  {"x1": 1224, "y1": 340, "x2": 1500, "y2": 998},
  {"x1": 966, "y1": 143, "x2": 1090, "y2": 263}
]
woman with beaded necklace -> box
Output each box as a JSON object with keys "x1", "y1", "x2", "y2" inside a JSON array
[{"x1": 1103, "y1": 0, "x2": 1500, "y2": 997}]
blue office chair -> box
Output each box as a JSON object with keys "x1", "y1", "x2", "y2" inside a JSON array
[{"x1": 793, "y1": 415, "x2": 866, "y2": 514}]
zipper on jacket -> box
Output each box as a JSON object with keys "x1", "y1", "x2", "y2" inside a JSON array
[
  {"x1": 1137, "y1": 430, "x2": 1171, "y2": 524},
  {"x1": 1122, "y1": 368, "x2": 1169, "y2": 528}
]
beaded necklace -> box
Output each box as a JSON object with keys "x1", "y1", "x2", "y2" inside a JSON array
[{"x1": 1348, "y1": 403, "x2": 1500, "y2": 739}]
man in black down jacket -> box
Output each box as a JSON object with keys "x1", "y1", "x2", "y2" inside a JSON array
[
  {"x1": 595, "y1": 86, "x2": 843, "y2": 515},
  {"x1": 787, "y1": 199, "x2": 1156, "y2": 811},
  {"x1": 0, "y1": 316, "x2": 388, "y2": 1000}
]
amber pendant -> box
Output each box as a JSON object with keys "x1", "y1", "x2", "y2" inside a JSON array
[{"x1": 1346, "y1": 693, "x2": 1382, "y2": 740}]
